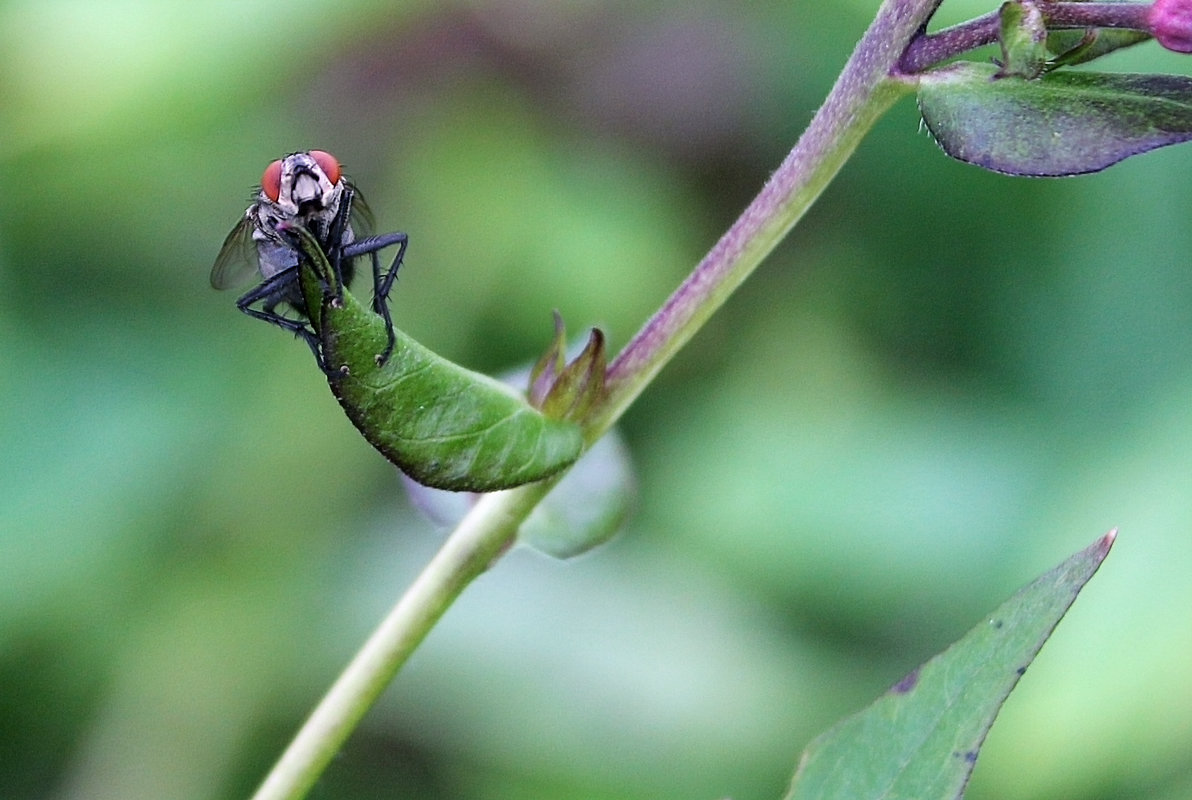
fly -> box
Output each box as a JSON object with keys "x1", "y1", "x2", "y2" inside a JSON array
[{"x1": 211, "y1": 150, "x2": 408, "y2": 369}]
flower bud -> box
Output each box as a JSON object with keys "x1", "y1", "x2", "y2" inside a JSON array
[{"x1": 1150, "y1": 0, "x2": 1192, "y2": 54}]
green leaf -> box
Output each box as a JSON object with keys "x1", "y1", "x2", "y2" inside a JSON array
[
  {"x1": 288, "y1": 225, "x2": 585, "y2": 493},
  {"x1": 405, "y1": 429, "x2": 635, "y2": 558},
  {"x1": 517, "y1": 430, "x2": 633, "y2": 557},
  {"x1": 405, "y1": 353, "x2": 633, "y2": 557},
  {"x1": 785, "y1": 530, "x2": 1116, "y2": 800},
  {"x1": 918, "y1": 62, "x2": 1192, "y2": 176}
]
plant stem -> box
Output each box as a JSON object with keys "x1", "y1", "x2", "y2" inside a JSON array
[
  {"x1": 250, "y1": 1, "x2": 945, "y2": 798},
  {"x1": 589, "y1": 0, "x2": 940, "y2": 437},
  {"x1": 899, "y1": 2, "x2": 1152, "y2": 73},
  {"x1": 250, "y1": 482, "x2": 553, "y2": 800}
]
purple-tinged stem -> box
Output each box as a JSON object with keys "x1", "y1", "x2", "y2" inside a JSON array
[
  {"x1": 899, "y1": 2, "x2": 1153, "y2": 74},
  {"x1": 250, "y1": 4, "x2": 958, "y2": 798},
  {"x1": 589, "y1": 0, "x2": 944, "y2": 437}
]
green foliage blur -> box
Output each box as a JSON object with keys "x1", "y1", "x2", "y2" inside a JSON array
[{"x1": 2, "y1": 1, "x2": 1191, "y2": 798}]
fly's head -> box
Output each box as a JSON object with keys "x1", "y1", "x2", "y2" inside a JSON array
[
  {"x1": 246, "y1": 150, "x2": 351, "y2": 271},
  {"x1": 251, "y1": 150, "x2": 345, "y2": 231},
  {"x1": 260, "y1": 150, "x2": 346, "y2": 220}
]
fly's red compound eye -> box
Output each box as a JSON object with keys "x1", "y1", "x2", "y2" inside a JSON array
[
  {"x1": 261, "y1": 159, "x2": 283, "y2": 202},
  {"x1": 309, "y1": 150, "x2": 342, "y2": 184}
]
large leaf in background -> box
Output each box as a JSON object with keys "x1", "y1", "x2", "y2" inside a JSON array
[
  {"x1": 785, "y1": 531, "x2": 1115, "y2": 800},
  {"x1": 918, "y1": 63, "x2": 1192, "y2": 176}
]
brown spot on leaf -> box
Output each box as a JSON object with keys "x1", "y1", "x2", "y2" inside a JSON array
[{"x1": 892, "y1": 667, "x2": 921, "y2": 693}]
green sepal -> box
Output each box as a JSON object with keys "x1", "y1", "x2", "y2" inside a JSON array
[
  {"x1": 528, "y1": 310, "x2": 568, "y2": 409},
  {"x1": 997, "y1": 0, "x2": 1048, "y2": 79},
  {"x1": 1045, "y1": 28, "x2": 1151, "y2": 69},
  {"x1": 539, "y1": 328, "x2": 607, "y2": 424},
  {"x1": 287, "y1": 225, "x2": 585, "y2": 492},
  {"x1": 527, "y1": 312, "x2": 608, "y2": 425}
]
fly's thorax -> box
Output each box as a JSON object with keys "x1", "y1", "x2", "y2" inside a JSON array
[
  {"x1": 255, "y1": 242, "x2": 300, "y2": 281},
  {"x1": 247, "y1": 203, "x2": 296, "y2": 280},
  {"x1": 247, "y1": 199, "x2": 360, "y2": 280}
]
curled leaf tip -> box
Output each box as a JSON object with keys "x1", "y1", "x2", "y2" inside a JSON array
[{"x1": 287, "y1": 225, "x2": 585, "y2": 492}]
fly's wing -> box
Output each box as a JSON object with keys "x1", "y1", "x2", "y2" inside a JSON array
[
  {"x1": 210, "y1": 215, "x2": 261, "y2": 290},
  {"x1": 212, "y1": 183, "x2": 372, "y2": 290},
  {"x1": 345, "y1": 180, "x2": 376, "y2": 242}
]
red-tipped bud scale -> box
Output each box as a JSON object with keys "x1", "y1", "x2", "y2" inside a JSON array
[{"x1": 1150, "y1": 0, "x2": 1192, "y2": 53}]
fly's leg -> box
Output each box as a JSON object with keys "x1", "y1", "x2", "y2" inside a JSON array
[
  {"x1": 324, "y1": 187, "x2": 357, "y2": 299},
  {"x1": 371, "y1": 234, "x2": 408, "y2": 366},
  {"x1": 343, "y1": 232, "x2": 408, "y2": 311},
  {"x1": 370, "y1": 233, "x2": 408, "y2": 307},
  {"x1": 343, "y1": 232, "x2": 408, "y2": 365},
  {"x1": 235, "y1": 270, "x2": 339, "y2": 376}
]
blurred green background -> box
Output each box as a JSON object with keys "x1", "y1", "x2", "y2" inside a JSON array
[{"x1": 2, "y1": 0, "x2": 1191, "y2": 798}]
